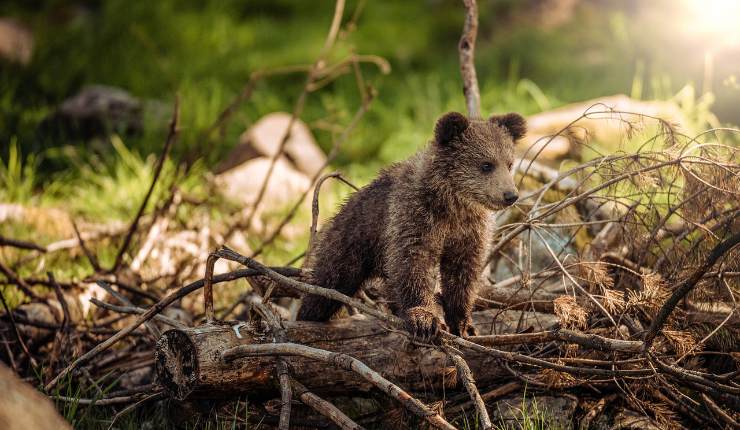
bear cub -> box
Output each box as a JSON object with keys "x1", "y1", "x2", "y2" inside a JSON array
[{"x1": 297, "y1": 111, "x2": 526, "y2": 339}]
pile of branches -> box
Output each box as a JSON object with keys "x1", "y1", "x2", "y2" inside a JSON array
[{"x1": 1, "y1": 1, "x2": 739, "y2": 429}]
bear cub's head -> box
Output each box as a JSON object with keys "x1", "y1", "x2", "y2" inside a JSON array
[{"x1": 433, "y1": 111, "x2": 526, "y2": 211}]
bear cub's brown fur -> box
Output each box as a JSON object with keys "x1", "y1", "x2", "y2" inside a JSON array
[{"x1": 298, "y1": 111, "x2": 526, "y2": 339}]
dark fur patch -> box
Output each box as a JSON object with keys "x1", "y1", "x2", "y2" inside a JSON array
[
  {"x1": 434, "y1": 112, "x2": 469, "y2": 146},
  {"x1": 490, "y1": 113, "x2": 526, "y2": 140}
]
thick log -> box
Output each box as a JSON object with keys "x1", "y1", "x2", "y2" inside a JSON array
[{"x1": 155, "y1": 309, "x2": 557, "y2": 400}]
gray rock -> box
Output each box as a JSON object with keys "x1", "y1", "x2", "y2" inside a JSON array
[
  {"x1": 41, "y1": 85, "x2": 143, "y2": 139},
  {"x1": 60, "y1": 85, "x2": 142, "y2": 129}
]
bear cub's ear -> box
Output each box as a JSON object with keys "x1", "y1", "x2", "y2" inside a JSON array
[
  {"x1": 490, "y1": 113, "x2": 526, "y2": 140},
  {"x1": 435, "y1": 112, "x2": 469, "y2": 146}
]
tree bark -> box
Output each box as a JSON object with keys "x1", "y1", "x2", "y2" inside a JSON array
[{"x1": 155, "y1": 309, "x2": 557, "y2": 400}]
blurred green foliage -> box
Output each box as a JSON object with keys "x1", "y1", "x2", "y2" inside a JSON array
[
  {"x1": 0, "y1": 1, "x2": 655, "y2": 170},
  {"x1": 3, "y1": 0, "x2": 737, "y2": 185}
]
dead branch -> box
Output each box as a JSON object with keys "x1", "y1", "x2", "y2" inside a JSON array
[
  {"x1": 71, "y1": 219, "x2": 101, "y2": 272},
  {"x1": 96, "y1": 281, "x2": 161, "y2": 339},
  {"x1": 291, "y1": 378, "x2": 365, "y2": 430},
  {"x1": 215, "y1": 246, "x2": 400, "y2": 324},
  {"x1": 44, "y1": 265, "x2": 299, "y2": 391},
  {"x1": 446, "y1": 381, "x2": 521, "y2": 416},
  {"x1": 0, "y1": 290, "x2": 37, "y2": 367},
  {"x1": 469, "y1": 329, "x2": 642, "y2": 352},
  {"x1": 306, "y1": 171, "x2": 358, "y2": 263},
  {"x1": 444, "y1": 345, "x2": 492, "y2": 429},
  {"x1": 111, "y1": 96, "x2": 179, "y2": 272},
  {"x1": 643, "y1": 232, "x2": 740, "y2": 348},
  {"x1": 252, "y1": 301, "x2": 292, "y2": 430},
  {"x1": 0, "y1": 235, "x2": 46, "y2": 252},
  {"x1": 235, "y1": 0, "x2": 347, "y2": 238},
  {"x1": 459, "y1": 0, "x2": 481, "y2": 118},
  {"x1": 105, "y1": 392, "x2": 165, "y2": 430},
  {"x1": 251, "y1": 90, "x2": 369, "y2": 259},
  {"x1": 0, "y1": 259, "x2": 40, "y2": 300},
  {"x1": 89, "y1": 298, "x2": 185, "y2": 329},
  {"x1": 221, "y1": 343, "x2": 456, "y2": 430}
]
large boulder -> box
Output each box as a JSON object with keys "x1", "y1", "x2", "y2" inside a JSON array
[{"x1": 217, "y1": 112, "x2": 326, "y2": 177}]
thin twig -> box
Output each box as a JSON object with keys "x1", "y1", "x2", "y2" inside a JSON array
[
  {"x1": 106, "y1": 392, "x2": 165, "y2": 430},
  {"x1": 71, "y1": 219, "x2": 101, "y2": 272},
  {"x1": 96, "y1": 281, "x2": 161, "y2": 339},
  {"x1": 0, "y1": 289, "x2": 37, "y2": 367},
  {"x1": 89, "y1": 298, "x2": 186, "y2": 329},
  {"x1": 252, "y1": 302, "x2": 292, "y2": 430},
  {"x1": 250, "y1": 90, "x2": 368, "y2": 259},
  {"x1": 306, "y1": 171, "x2": 359, "y2": 263},
  {"x1": 444, "y1": 345, "x2": 491, "y2": 429},
  {"x1": 48, "y1": 272, "x2": 71, "y2": 329},
  {"x1": 292, "y1": 378, "x2": 364, "y2": 430},
  {"x1": 447, "y1": 381, "x2": 520, "y2": 415},
  {"x1": 235, "y1": 0, "x2": 347, "y2": 237},
  {"x1": 112, "y1": 96, "x2": 180, "y2": 271},
  {"x1": 215, "y1": 246, "x2": 401, "y2": 324},
  {"x1": 0, "y1": 235, "x2": 46, "y2": 252},
  {"x1": 0, "y1": 259, "x2": 40, "y2": 300},
  {"x1": 643, "y1": 232, "x2": 740, "y2": 348}
]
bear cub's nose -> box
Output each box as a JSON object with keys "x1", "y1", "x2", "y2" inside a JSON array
[{"x1": 503, "y1": 191, "x2": 519, "y2": 205}]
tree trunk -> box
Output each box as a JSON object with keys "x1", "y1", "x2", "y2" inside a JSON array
[{"x1": 155, "y1": 309, "x2": 558, "y2": 400}]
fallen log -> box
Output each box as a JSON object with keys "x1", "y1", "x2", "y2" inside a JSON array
[{"x1": 155, "y1": 309, "x2": 557, "y2": 400}]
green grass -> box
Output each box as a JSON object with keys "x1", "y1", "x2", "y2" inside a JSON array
[
  {"x1": 449, "y1": 390, "x2": 564, "y2": 430},
  {"x1": 492, "y1": 391, "x2": 566, "y2": 430}
]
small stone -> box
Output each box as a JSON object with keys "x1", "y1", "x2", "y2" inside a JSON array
[
  {"x1": 40, "y1": 85, "x2": 143, "y2": 139},
  {"x1": 218, "y1": 112, "x2": 326, "y2": 177},
  {"x1": 214, "y1": 156, "x2": 311, "y2": 223},
  {"x1": 0, "y1": 18, "x2": 33, "y2": 65}
]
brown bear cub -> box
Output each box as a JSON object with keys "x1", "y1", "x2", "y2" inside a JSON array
[{"x1": 297, "y1": 111, "x2": 526, "y2": 339}]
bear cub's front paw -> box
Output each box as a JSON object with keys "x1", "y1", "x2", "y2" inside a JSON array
[{"x1": 404, "y1": 306, "x2": 447, "y2": 342}]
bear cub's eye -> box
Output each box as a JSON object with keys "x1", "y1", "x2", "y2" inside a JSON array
[
  {"x1": 507, "y1": 162, "x2": 513, "y2": 170},
  {"x1": 480, "y1": 162, "x2": 495, "y2": 173}
]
